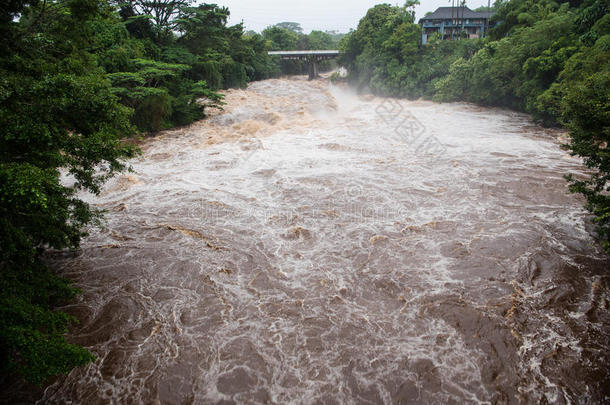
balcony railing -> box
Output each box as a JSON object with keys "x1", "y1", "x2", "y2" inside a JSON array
[{"x1": 421, "y1": 21, "x2": 486, "y2": 28}]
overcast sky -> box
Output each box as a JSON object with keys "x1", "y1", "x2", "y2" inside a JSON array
[{"x1": 211, "y1": 0, "x2": 492, "y2": 33}]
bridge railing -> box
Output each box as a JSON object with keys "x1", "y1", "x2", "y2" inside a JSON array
[
  {"x1": 268, "y1": 50, "x2": 340, "y2": 58},
  {"x1": 267, "y1": 50, "x2": 341, "y2": 80}
]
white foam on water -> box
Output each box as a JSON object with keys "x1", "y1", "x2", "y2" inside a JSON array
[{"x1": 41, "y1": 77, "x2": 609, "y2": 404}]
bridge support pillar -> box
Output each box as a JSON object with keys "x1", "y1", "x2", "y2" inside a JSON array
[{"x1": 308, "y1": 58, "x2": 319, "y2": 80}]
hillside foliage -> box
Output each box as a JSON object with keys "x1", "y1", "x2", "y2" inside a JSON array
[{"x1": 0, "y1": 0, "x2": 277, "y2": 387}]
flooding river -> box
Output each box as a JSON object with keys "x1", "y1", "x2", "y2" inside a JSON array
[{"x1": 38, "y1": 77, "x2": 609, "y2": 404}]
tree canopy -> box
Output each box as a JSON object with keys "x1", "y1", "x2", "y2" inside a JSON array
[{"x1": 0, "y1": 0, "x2": 278, "y2": 386}]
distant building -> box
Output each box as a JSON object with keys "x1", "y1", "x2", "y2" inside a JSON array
[{"x1": 419, "y1": 7, "x2": 495, "y2": 45}]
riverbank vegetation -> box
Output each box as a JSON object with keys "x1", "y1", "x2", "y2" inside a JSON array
[
  {"x1": 0, "y1": 0, "x2": 349, "y2": 389},
  {"x1": 340, "y1": 0, "x2": 609, "y2": 252},
  {"x1": 0, "y1": 0, "x2": 282, "y2": 388}
]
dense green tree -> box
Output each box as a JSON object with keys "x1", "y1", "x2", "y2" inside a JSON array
[
  {"x1": 340, "y1": 3, "x2": 456, "y2": 97},
  {"x1": 124, "y1": 0, "x2": 193, "y2": 42},
  {"x1": 263, "y1": 25, "x2": 299, "y2": 51},
  {"x1": 490, "y1": 0, "x2": 576, "y2": 39},
  {"x1": 241, "y1": 32, "x2": 281, "y2": 81},
  {"x1": 275, "y1": 21, "x2": 304, "y2": 34},
  {"x1": 553, "y1": 19, "x2": 610, "y2": 250},
  {"x1": 308, "y1": 31, "x2": 334, "y2": 50},
  {"x1": 0, "y1": 0, "x2": 136, "y2": 385},
  {"x1": 435, "y1": 8, "x2": 579, "y2": 116},
  {"x1": 101, "y1": 2, "x2": 276, "y2": 131},
  {"x1": 1, "y1": 0, "x2": 279, "y2": 387},
  {"x1": 177, "y1": 4, "x2": 277, "y2": 89},
  {"x1": 325, "y1": 30, "x2": 347, "y2": 47}
]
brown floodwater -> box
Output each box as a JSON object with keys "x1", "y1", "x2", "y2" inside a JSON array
[{"x1": 32, "y1": 77, "x2": 610, "y2": 403}]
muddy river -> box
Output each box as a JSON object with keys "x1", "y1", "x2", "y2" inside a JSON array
[{"x1": 34, "y1": 77, "x2": 610, "y2": 403}]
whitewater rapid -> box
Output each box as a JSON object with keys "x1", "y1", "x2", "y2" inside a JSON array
[{"x1": 33, "y1": 77, "x2": 609, "y2": 404}]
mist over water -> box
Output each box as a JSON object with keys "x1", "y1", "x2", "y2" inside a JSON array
[{"x1": 38, "y1": 77, "x2": 608, "y2": 404}]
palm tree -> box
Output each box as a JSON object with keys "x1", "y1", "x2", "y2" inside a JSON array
[{"x1": 460, "y1": 0, "x2": 466, "y2": 40}]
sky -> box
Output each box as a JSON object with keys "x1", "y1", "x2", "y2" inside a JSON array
[{"x1": 212, "y1": 0, "x2": 493, "y2": 34}]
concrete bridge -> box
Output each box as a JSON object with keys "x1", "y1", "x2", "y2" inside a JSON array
[{"x1": 268, "y1": 50, "x2": 340, "y2": 80}]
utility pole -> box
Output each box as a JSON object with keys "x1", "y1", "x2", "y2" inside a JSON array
[
  {"x1": 451, "y1": 0, "x2": 455, "y2": 40},
  {"x1": 460, "y1": 0, "x2": 466, "y2": 40},
  {"x1": 459, "y1": 0, "x2": 462, "y2": 39},
  {"x1": 484, "y1": 0, "x2": 491, "y2": 38}
]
